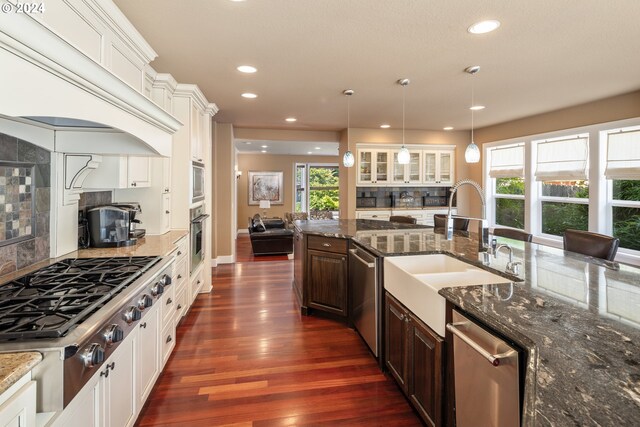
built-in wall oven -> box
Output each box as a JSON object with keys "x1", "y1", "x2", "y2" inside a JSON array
[
  {"x1": 191, "y1": 161, "x2": 205, "y2": 204},
  {"x1": 190, "y1": 204, "x2": 209, "y2": 273}
]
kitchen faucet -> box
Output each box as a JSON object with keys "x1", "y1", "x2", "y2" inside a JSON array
[
  {"x1": 495, "y1": 243, "x2": 522, "y2": 276},
  {"x1": 446, "y1": 179, "x2": 489, "y2": 250}
]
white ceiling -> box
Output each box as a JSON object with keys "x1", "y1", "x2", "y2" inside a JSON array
[
  {"x1": 114, "y1": 0, "x2": 640, "y2": 133},
  {"x1": 235, "y1": 140, "x2": 339, "y2": 156}
]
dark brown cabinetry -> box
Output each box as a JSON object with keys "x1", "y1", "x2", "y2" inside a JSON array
[
  {"x1": 293, "y1": 232, "x2": 349, "y2": 318},
  {"x1": 385, "y1": 292, "x2": 443, "y2": 427}
]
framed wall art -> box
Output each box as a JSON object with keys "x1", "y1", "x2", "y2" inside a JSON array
[{"x1": 248, "y1": 171, "x2": 283, "y2": 205}]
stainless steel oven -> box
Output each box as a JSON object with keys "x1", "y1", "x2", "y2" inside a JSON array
[
  {"x1": 190, "y1": 205, "x2": 209, "y2": 272},
  {"x1": 191, "y1": 161, "x2": 205, "y2": 203}
]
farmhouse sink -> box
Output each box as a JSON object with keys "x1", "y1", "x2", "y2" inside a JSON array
[{"x1": 384, "y1": 254, "x2": 514, "y2": 336}]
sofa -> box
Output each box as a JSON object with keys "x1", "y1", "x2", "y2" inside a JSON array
[{"x1": 248, "y1": 214, "x2": 294, "y2": 255}]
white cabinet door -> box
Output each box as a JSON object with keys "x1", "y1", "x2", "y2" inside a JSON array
[
  {"x1": 355, "y1": 210, "x2": 391, "y2": 221},
  {"x1": 104, "y1": 336, "x2": 137, "y2": 427},
  {"x1": 161, "y1": 193, "x2": 171, "y2": 233},
  {"x1": 190, "y1": 103, "x2": 203, "y2": 162},
  {"x1": 357, "y1": 149, "x2": 390, "y2": 185},
  {"x1": 162, "y1": 157, "x2": 171, "y2": 194},
  {"x1": 391, "y1": 150, "x2": 422, "y2": 184},
  {"x1": 127, "y1": 156, "x2": 151, "y2": 188},
  {"x1": 423, "y1": 149, "x2": 455, "y2": 185},
  {"x1": 136, "y1": 306, "x2": 160, "y2": 409},
  {"x1": 0, "y1": 381, "x2": 36, "y2": 427},
  {"x1": 51, "y1": 370, "x2": 101, "y2": 427}
]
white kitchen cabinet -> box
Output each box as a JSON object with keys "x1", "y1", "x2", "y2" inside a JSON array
[
  {"x1": 161, "y1": 157, "x2": 171, "y2": 194},
  {"x1": 391, "y1": 150, "x2": 422, "y2": 185},
  {"x1": 423, "y1": 149, "x2": 454, "y2": 185},
  {"x1": 190, "y1": 103, "x2": 203, "y2": 162},
  {"x1": 104, "y1": 335, "x2": 136, "y2": 427},
  {"x1": 161, "y1": 193, "x2": 171, "y2": 232},
  {"x1": 0, "y1": 379, "x2": 36, "y2": 427},
  {"x1": 160, "y1": 321, "x2": 176, "y2": 367},
  {"x1": 83, "y1": 156, "x2": 151, "y2": 189},
  {"x1": 136, "y1": 305, "x2": 160, "y2": 409},
  {"x1": 190, "y1": 265, "x2": 204, "y2": 305},
  {"x1": 355, "y1": 210, "x2": 391, "y2": 221},
  {"x1": 357, "y1": 149, "x2": 391, "y2": 185},
  {"x1": 423, "y1": 208, "x2": 457, "y2": 226}
]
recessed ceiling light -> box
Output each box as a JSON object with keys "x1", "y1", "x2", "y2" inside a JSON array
[
  {"x1": 307, "y1": 151, "x2": 312, "y2": 154},
  {"x1": 470, "y1": 105, "x2": 485, "y2": 111},
  {"x1": 443, "y1": 127, "x2": 454, "y2": 131},
  {"x1": 230, "y1": 0, "x2": 246, "y2": 2},
  {"x1": 261, "y1": 145, "x2": 268, "y2": 148},
  {"x1": 237, "y1": 65, "x2": 257, "y2": 73},
  {"x1": 244, "y1": 141, "x2": 252, "y2": 145},
  {"x1": 380, "y1": 124, "x2": 391, "y2": 129},
  {"x1": 241, "y1": 93, "x2": 257, "y2": 99},
  {"x1": 468, "y1": 20, "x2": 500, "y2": 34},
  {"x1": 314, "y1": 147, "x2": 321, "y2": 150},
  {"x1": 285, "y1": 117, "x2": 297, "y2": 122},
  {"x1": 261, "y1": 150, "x2": 267, "y2": 153}
]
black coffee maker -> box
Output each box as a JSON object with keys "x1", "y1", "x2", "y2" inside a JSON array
[{"x1": 87, "y1": 206, "x2": 137, "y2": 248}]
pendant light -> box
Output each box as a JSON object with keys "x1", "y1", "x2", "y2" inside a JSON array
[
  {"x1": 342, "y1": 89, "x2": 355, "y2": 167},
  {"x1": 464, "y1": 66, "x2": 481, "y2": 163},
  {"x1": 397, "y1": 79, "x2": 411, "y2": 164}
]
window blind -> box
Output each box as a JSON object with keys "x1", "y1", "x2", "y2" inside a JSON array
[
  {"x1": 605, "y1": 130, "x2": 640, "y2": 180},
  {"x1": 535, "y1": 136, "x2": 588, "y2": 181},
  {"x1": 489, "y1": 145, "x2": 524, "y2": 178}
]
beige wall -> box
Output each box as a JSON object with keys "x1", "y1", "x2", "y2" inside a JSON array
[
  {"x1": 237, "y1": 153, "x2": 339, "y2": 229},
  {"x1": 340, "y1": 128, "x2": 480, "y2": 218},
  {"x1": 214, "y1": 123, "x2": 235, "y2": 259}
]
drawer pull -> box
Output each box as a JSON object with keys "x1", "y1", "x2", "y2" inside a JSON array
[
  {"x1": 322, "y1": 243, "x2": 331, "y2": 247},
  {"x1": 140, "y1": 322, "x2": 147, "y2": 329},
  {"x1": 177, "y1": 251, "x2": 182, "y2": 256},
  {"x1": 166, "y1": 335, "x2": 173, "y2": 344},
  {"x1": 166, "y1": 298, "x2": 173, "y2": 305},
  {"x1": 177, "y1": 274, "x2": 182, "y2": 279},
  {"x1": 177, "y1": 304, "x2": 182, "y2": 310}
]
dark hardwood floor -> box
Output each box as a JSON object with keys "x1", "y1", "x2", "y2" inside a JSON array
[{"x1": 136, "y1": 235, "x2": 420, "y2": 426}]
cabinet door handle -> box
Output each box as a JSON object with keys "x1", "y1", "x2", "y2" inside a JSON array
[
  {"x1": 131, "y1": 182, "x2": 137, "y2": 187},
  {"x1": 177, "y1": 251, "x2": 182, "y2": 256},
  {"x1": 166, "y1": 210, "x2": 170, "y2": 214},
  {"x1": 322, "y1": 243, "x2": 331, "y2": 247},
  {"x1": 177, "y1": 304, "x2": 182, "y2": 310},
  {"x1": 166, "y1": 335, "x2": 173, "y2": 344},
  {"x1": 166, "y1": 298, "x2": 173, "y2": 305},
  {"x1": 177, "y1": 274, "x2": 182, "y2": 279},
  {"x1": 140, "y1": 322, "x2": 147, "y2": 329},
  {"x1": 164, "y1": 188, "x2": 169, "y2": 193},
  {"x1": 197, "y1": 280, "x2": 202, "y2": 285}
]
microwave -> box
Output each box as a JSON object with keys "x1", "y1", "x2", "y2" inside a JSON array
[{"x1": 191, "y1": 161, "x2": 205, "y2": 203}]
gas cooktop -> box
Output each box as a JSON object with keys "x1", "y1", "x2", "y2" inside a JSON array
[{"x1": 0, "y1": 256, "x2": 161, "y2": 341}]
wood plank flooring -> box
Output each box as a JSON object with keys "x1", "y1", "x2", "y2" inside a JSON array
[{"x1": 136, "y1": 235, "x2": 420, "y2": 426}]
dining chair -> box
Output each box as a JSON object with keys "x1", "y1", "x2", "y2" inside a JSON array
[
  {"x1": 433, "y1": 214, "x2": 470, "y2": 231},
  {"x1": 389, "y1": 215, "x2": 417, "y2": 224},
  {"x1": 493, "y1": 227, "x2": 533, "y2": 242},
  {"x1": 563, "y1": 229, "x2": 620, "y2": 261}
]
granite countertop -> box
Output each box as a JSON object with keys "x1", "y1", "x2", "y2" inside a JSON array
[
  {"x1": 0, "y1": 352, "x2": 42, "y2": 395},
  {"x1": 296, "y1": 219, "x2": 640, "y2": 426}
]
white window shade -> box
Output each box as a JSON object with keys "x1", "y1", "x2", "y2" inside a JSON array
[
  {"x1": 535, "y1": 137, "x2": 588, "y2": 181},
  {"x1": 605, "y1": 130, "x2": 640, "y2": 179},
  {"x1": 489, "y1": 145, "x2": 524, "y2": 178}
]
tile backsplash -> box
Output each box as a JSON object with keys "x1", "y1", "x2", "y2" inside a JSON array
[
  {"x1": 0, "y1": 132, "x2": 51, "y2": 275},
  {"x1": 356, "y1": 186, "x2": 454, "y2": 209}
]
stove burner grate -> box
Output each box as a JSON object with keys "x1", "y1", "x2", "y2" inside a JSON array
[{"x1": 0, "y1": 256, "x2": 160, "y2": 340}]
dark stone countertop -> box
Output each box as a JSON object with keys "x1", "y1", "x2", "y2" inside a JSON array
[{"x1": 295, "y1": 219, "x2": 640, "y2": 427}]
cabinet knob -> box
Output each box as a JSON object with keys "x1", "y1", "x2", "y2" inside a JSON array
[
  {"x1": 140, "y1": 322, "x2": 147, "y2": 329},
  {"x1": 177, "y1": 304, "x2": 182, "y2": 310},
  {"x1": 399, "y1": 314, "x2": 405, "y2": 321},
  {"x1": 165, "y1": 188, "x2": 169, "y2": 193},
  {"x1": 166, "y1": 210, "x2": 170, "y2": 214},
  {"x1": 177, "y1": 251, "x2": 182, "y2": 256},
  {"x1": 166, "y1": 335, "x2": 173, "y2": 344},
  {"x1": 197, "y1": 280, "x2": 202, "y2": 285},
  {"x1": 167, "y1": 297, "x2": 173, "y2": 305},
  {"x1": 177, "y1": 274, "x2": 182, "y2": 279},
  {"x1": 131, "y1": 182, "x2": 137, "y2": 187}
]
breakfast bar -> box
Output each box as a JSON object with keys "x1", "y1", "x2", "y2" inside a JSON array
[{"x1": 294, "y1": 219, "x2": 640, "y2": 427}]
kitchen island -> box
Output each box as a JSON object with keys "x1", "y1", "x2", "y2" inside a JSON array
[{"x1": 294, "y1": 219, "x2": 640, "y2": 427}]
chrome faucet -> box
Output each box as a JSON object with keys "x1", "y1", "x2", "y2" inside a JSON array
[
  {"x1": 495, "y1": 243, "x2": 522, "y2": 276},
  {"x1": 446, "y1": 179, "x2": 489, "y2": 250}
]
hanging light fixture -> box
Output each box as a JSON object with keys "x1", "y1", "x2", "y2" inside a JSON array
[
  {"x1": 397, "y1": 78, "x2": 411, "y2": 164},
  {"x1": 464, "y1": 65, "x2": 481, "y2": 163},
  {"x1": 342, "y1": 89, "x2": 355, "y2": 167}
]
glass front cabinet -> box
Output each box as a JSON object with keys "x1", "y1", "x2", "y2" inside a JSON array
[
  {"x1": 423, "y1": 149, "x2": 454, "y2": 185},
  {"x1": 391, "y1": 150, "x2": 422, "y2": 185},
  {"x1": 357, "y1": 149, "x2": 391, "y2": 185}
]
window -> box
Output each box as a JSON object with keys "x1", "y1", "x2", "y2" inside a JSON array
[
  {"x1": 535, "y1": 135, "x2": 589, "y2": 236},
  {"x1": 606, "y1": 129, "x2": 640, "y2": 251},
  {"x1": 489, "y1": 145, "x2": 525, "y2": 229},
  {"x1": 294, "y1": 163, "x2": 339, "y2": 216}
]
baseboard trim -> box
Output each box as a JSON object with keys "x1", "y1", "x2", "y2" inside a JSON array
[
  {"x1": 216, "y1": 255, "x2": 235, "y2": 264},
  {"x1": 237, "y1": 229, "x2": 249, "y2": 235},
  {"x1": 210, "y1": 258, "x2": 217, "y2": 268}
]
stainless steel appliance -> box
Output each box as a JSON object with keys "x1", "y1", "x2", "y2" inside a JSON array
[
  {"x1": 190, "y1": 204, "x2": 210, "y2": 272},
  {"x1": 349, "y1": 244, "x2": 379, "y2": 357},
  {"x1": 109, "y1": 202, "x2": 145, "y2": 239},
  {"x1": 0, "y1": 256, "x2": 173, "y2": 412},
  {"x1": 447, "y1": 310, "x2": 520, "y2": 427},
  {"x1": 87, "y1": 206, "x2": 138, "y2": 248},
  {"x1": 191, "y1": 161, "x2": 205, "y2": 203}
]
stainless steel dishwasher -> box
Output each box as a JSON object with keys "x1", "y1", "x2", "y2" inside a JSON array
[
  {"x1": 447, "y1": 310, "x2": 521, "y2": 427},
  {"x1": 349, "y1": 245, "x2": 379, "y2": 357}
]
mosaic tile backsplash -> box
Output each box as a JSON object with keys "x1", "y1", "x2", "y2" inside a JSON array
[
  {"x1": 0, "y1": 132, "x2": 50, "y2": 275},
  {"x1": 0, "y1": 165, "x2": 34, "y2": 242},
  {"x1": 356, "y1": 186, "x2": 454, "y2": 208}
]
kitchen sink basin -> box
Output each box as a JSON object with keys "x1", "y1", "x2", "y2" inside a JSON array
[{"x1": 384, "y1": 254, "x2": 513, "y2": 336}]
